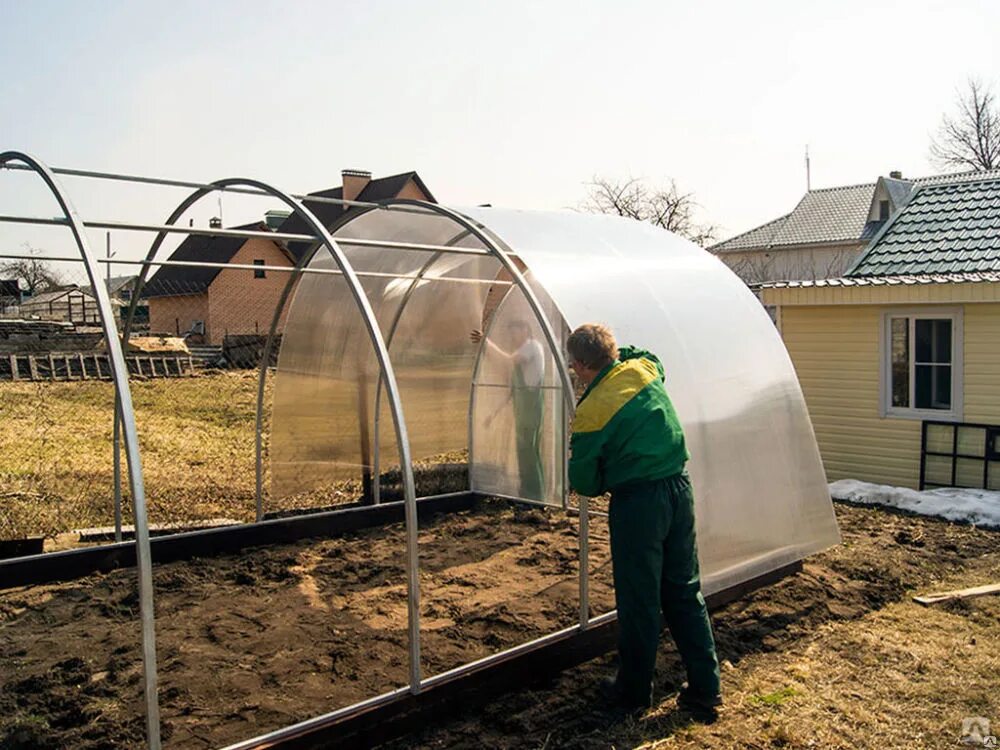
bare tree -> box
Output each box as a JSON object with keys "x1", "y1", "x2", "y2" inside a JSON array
[
  {"x1": 929, "y1": 78, "x2": 1000, "y2": 172},
  {"x1": 725, "y1": 253, "x2": 775, "y2": 286},
  {"x1": 0, "y1": 243, "x2": 63, "y2": 295},
  {"x1": 581, "y1": 176, "x2": 718, "y2": 246}
]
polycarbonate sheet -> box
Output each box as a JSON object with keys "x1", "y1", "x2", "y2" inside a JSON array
[
  {"x1": 460, "y1": 206, "x2": 841, "y2": 596},
  {"x1": 270, "y1": 252, "x2": 380, "y2": 502},
  {"x1": 271, "y1": 206, "x2": 501, "y2": 504},
  {"x1": 470, "y1": 283, "x2": 567, "y2": 504}
]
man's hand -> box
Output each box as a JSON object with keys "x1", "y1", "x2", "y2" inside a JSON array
[{"x1": 470, "y1": 329, "x2": 484, "y2": 344}]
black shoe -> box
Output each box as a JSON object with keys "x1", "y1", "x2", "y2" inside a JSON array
[
  {"x1": 598, "y1": 676, "x2": 651, "y2": 715},
  {"x1": 677, "y1": 685, "x2": 722, "y2": 723}
]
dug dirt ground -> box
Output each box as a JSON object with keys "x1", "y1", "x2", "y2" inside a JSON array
[{"x1": 2, "y1": 500, "x2": 998, "y2": 750}]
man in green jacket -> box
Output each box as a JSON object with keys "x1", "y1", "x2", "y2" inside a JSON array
[{"x1": 567, "y1": 323, "x2": 721, "y2": 719}]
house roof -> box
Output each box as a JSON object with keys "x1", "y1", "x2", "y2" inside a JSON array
[
  {"x1": 277, "y1": 171, "x2": 436, "y2": 260},
  {"x1": 706, "y1": 214, "x2": 789, "y2": 252},
  {"x1": 711, "y1": 167, "x2": 1000, "y2": 255},
  {"x1": 848, "y1": 174, "x2": 1000, "y2": 276},
  {"x1": 21, "y1": 287, "x2": 96, "y2": 305},
  {"x1": 759, "y1": 270, "x2": 1000, "y2": 289},
  {"x1": 142, "y1": 222, "x2": 277, "y2": 298},
  {"x1": 82, "y1": 275, "x2": 137, "y2": 298},
  {"x1": 711, "y1": 183, "x2": 875, "y2": 253}
]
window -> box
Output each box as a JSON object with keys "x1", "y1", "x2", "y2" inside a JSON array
[
  {"x1": 253, "y1": 259, "x2": 266, "y2": 279},
  {"x1": 882, "y1": 309, "x2": 962, "y2": 419},
  {"x1": 878, "y1": 199, "x2": 890, "y2": 221}
]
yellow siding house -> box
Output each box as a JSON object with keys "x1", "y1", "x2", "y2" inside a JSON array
[{"x1": 761, "y1": 174, "x2": 1000, "y2": 491}]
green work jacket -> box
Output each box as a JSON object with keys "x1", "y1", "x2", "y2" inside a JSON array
[{"x1": 568, "y1": 346, "x2": 689, "y2": 497}]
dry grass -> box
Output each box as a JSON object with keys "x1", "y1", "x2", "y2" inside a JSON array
[
  {"x1": 0, "y1": 370, "x2": 474, "y2": 540},
  {"x1": 0, "y1": 372, "x2": 266, "y2": 539}
]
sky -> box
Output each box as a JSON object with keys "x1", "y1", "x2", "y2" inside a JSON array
[{"x1": 1, "y1": 0, "x2": 999, "y2": 269}]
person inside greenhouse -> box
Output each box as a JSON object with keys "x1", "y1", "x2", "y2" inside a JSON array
[
  {"x1": 566, "y1": 323, "x2": 722, "y2": 720},
  {"x1": 470, "y1": 320, "x2": 545, "y2": 498}
]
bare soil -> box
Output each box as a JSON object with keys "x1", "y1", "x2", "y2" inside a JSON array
[
  {"x1": 0, "y1": 499, "x2": 614, "y2": 749},
  {"x1": 389, "y1": 501, "x2": 1000, "y2": 750},
  {"x1": 2, "y1": 500, "x2": 999, "y2": 750}
]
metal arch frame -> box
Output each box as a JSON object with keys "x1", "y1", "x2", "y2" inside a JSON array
[
  {"x1": 252, "y1": 205, "x2": 479, "y2": 513},
  {"x1": 254, "y1": 200, "x2": 574, "y2": 512},
  {"x1": 116, "y1": 178, "x2": 425, "y2": 692},
  {"x1": 0, "y1": 151, "x2": 163, "y2": 750},
  {"x1": 251, "y1": 199, "x2": 402, "y2": 518},
  {"x1": 387, "y1": 200, "x2": 576, "y2": 410}
]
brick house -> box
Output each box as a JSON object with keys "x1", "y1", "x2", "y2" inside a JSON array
[{"x1": 142, "y1": 170, "x2": 435, "y2": 344}]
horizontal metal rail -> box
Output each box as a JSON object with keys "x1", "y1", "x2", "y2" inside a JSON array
[
  {"x1": 0, "y1": 252, "x2": 512, "y2": 285},
  {"x1": 504, "y1": 494, "x2": 609, "y2": 518},
  {"x1": 0, "y1": 214, "x2": 494, "y2": 257},
  {"x1": 0, "y1": 161, "x2": 383, "y2": 209}
]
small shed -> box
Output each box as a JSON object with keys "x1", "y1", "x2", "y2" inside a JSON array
[{"x1": 19, "y1": 287, "x2": 100, "y2": 324}]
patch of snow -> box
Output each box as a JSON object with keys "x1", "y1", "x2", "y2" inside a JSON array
[{"x1": 829, "y1": 479, "x2": 1000, "y2": 529}]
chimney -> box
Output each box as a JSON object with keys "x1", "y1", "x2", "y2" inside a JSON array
[
  {"x1": 209, "y1": 217, "x2": 222, "y2": 229},
  {"x1": 889, "y1": 170, "x2": 903, "y2": 179},
  {"x1": 342, "y1": 169, "x2": 372, "y2": 203}
]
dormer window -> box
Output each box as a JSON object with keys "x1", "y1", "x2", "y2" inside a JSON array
[{"x1": 879, "y1": 200, "x2": 890, "y2": 221}]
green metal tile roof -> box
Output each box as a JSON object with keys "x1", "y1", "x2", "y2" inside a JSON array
[{"x1": 848, "y1": 175, "x2": 1000, "y2": 276}]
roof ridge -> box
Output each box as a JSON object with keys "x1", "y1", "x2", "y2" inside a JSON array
[
  {"x1": 368, "y1": 170, "x2": 418, "y2": 183},
  {"x1": 806, "y1": 181, "x2": 876, "y2": 193},
  {"x1": 911, "y1": 167, "x2": 1000, "y2": 184}
]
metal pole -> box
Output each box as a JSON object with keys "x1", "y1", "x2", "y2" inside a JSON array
[
  {"x1": 108, "y1": 232, "x2": 123, "y2": 543},
  {"x1": 579, "y1": 493, "x2": 590, "y2": 629},
  {"x1": 0, "y1": 161, "x2": 384, "y2": 209},
  {"x1": 0, "y1": 213, "x2": 496, "y2": 257},
  {"x1": 371, "y1": 247, "x2": 453, "y2": 504},
  {"x1": 212, "y1": 177, "x2": 424, "y2": 693},
  {"x1": 561, "y1": 371, "x2": 570, "y2": 512},
  {"x1": 383, "y1": 201, "x2": 575, "y2": 427},
  {"x1": 113, "y1": 395, "x2": 123, "y2": 543},
  {"x1": 466, "y1": 280, "x2": 514, "y2": 495},
  {"x1": 372, "y1": 253, "x2": 447, "y2": 505},
  {"x1": 0, "y1": 151, "x2": 162, "y2": 749}
]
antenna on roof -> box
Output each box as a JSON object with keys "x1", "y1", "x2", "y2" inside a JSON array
[{"x1": 805, "y1": 145, "x2": 811, "y2": 191}]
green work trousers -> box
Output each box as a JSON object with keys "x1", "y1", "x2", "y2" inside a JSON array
[{"x1": 608, "y1": 472, "x2": 721, "y2": 705}]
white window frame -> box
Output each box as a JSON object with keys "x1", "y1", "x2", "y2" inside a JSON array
[{"x1": 879, "y1": 307, "x2": 963, "y2": 421}]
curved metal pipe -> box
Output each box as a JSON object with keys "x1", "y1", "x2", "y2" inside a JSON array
[
  {"x1": 371, "y1": 226, "x2": 478, "y2": 504},
  {"x1": 202, "y1": 178, "x2": 426, "y2": 689},
  {"x1": 120, "y1": 180, "x2": 423, "y2": 690},
  {"x1": 254, "y1": 205, "x2": 470, "y2": 513},
  {"x1": 253, "y1": 203, "x2": 381, "y2": 518},
  {"x1": 371, "y1": 250, "x2": 443, "y2": 505},
  {"x1": 0, "y1": 151, "x2": 162, "y2": 749},
  {"x1": 384, "y1": 201, "x2": 575, "y2": 411}
]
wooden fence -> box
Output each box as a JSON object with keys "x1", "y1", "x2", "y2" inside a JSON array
[{"x1": 0, "y1": 351, "x2": 196, "y2": 381}]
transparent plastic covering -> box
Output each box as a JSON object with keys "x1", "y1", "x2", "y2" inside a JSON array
[
  {"x1": 272, "y1": 203, "x2": 840, "y2": 596},
  {"x1": 470, "y1": 283, "x2": 567, "y2": 504},
  {"x1": 271, "y1": 206, "x2": 502, "y2": 503},
  {"x1": 460, "y1": 207, "x2": 841, "y2": 596}
]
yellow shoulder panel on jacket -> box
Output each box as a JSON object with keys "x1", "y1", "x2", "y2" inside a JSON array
[{"x1": 573, "y1": 359, "x2": 659, "y2": 434}]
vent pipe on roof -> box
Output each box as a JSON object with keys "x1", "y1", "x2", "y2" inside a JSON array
[
  {"x1": 889, "y1": 170, "x2": 903, "y2": 179},
  {"x1": 342, "y1": 169, "x2": 372, "y2": 203}
]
